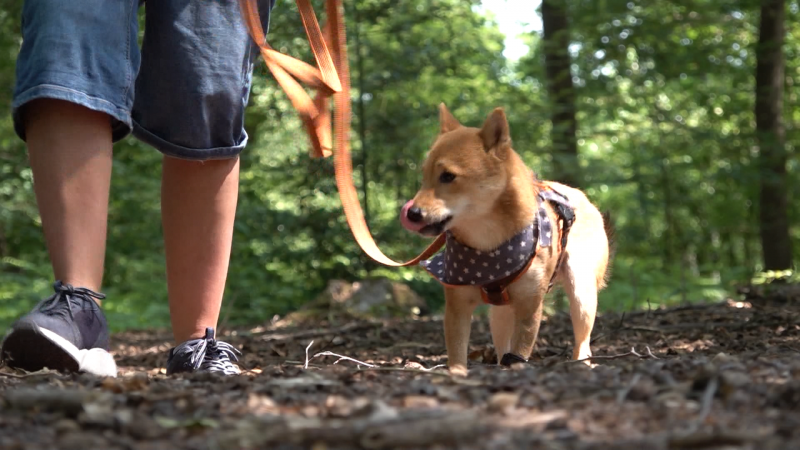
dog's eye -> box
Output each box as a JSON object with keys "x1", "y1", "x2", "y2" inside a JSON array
[{"x1": 439, "y1": 171, "x2": 456, "y2": 183}]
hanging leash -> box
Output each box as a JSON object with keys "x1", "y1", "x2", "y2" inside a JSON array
[
  {"x1": 238, "y1": 0, "x2": 445, "y2": 267},
  {"x1": 237, "y1": 1, "x2": 574, "y2": 277}
]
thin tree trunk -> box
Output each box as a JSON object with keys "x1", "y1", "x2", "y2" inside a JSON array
[
  {"x1": 755, "y1": 0, "x2": 792, "y2": 270},
  {"x1": 660, "y1": 157, "x2": 674, "y2": 269},
  {"x1": 541, "y1": 0, "x2": 580, "y2": 187},
  {"x1": 631, "y1": 143, "x2": 651, "y2": 241},
  {"x1": 0, "y1": 223, "x2": 7, "y2": 258},
  {"x1": 722, "y1": 229, "x2": 738, "y2": 269}
]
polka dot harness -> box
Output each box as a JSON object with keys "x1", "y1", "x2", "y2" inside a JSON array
[{"x1": 420, "y1": 188, "x2": 575, "y2": 305}]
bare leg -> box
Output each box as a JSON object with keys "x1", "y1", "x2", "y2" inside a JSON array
[
  {"x1": 161, "y1": 156, "x2": 239, "y2": 344},
  {"x1": 25, "y1": 99, "x2": 112, "y2": 297}
]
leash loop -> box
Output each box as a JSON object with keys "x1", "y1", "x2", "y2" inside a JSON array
[{"x1": 238, "y1": 0, "x2": 445, "y2": 266}]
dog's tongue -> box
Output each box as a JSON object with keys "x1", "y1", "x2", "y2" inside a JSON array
[{"x1": 399, "y1": 200, "x2": 426, "y2": 232}]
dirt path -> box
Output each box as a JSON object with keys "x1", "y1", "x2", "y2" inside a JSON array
[{"x1": 2, "y1": 296, "x2": 799, "y2": 450}]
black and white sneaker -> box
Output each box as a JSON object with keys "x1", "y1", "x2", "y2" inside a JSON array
[
  {"x1": 166, "y1": 327, "x2": 241, "y2": 375},
  {"x1": 0, "y1": 281, "x2": 117, "y2": 377}
]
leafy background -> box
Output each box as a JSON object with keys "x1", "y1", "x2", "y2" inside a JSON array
[{"x1": 0, "y1": 0, "x2": 797, "y2": 332}]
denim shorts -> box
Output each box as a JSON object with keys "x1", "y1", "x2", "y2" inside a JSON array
[{"x1": 12, "y1": 0, "x2": 274, "y2": 160}]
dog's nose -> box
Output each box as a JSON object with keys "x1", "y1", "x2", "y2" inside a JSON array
[{"x1": 406, "y1": 206, "x2": 423, "y2": 223}]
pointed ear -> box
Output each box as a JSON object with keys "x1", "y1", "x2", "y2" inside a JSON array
[
  {"x1": 438, "y1": 103, "x2": 462, "y2": 134},
  {"x1": 479, "y1": 107, "x2": 511, "y2": 152}
]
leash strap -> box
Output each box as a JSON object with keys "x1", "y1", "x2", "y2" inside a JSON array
[{"x1": 238, "y1": 0, "x2": 445, "y2": 266}]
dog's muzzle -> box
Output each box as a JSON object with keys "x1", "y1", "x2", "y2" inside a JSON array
[{"x1": 400, "y1": 200, "x2": 452, "y2": 236}]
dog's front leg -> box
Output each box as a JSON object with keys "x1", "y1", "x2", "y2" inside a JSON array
[
  {"x1": 505, "y1": 286, "x2": 546, "y2": 364},
  {"x1": 489, "y1": 305, "x2": 514, "y2": 360},
  {"x1": 443, "y1": 286, "x2": 479, "y2": 376}
]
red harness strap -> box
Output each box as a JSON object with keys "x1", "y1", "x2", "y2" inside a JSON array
[{"x1": 479, "y1": 252, "x2": 539, "y2": 305}]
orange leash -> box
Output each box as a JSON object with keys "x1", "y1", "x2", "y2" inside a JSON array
[{"x1": 238, "y1": 0, "x2": 445, "y2": 266}]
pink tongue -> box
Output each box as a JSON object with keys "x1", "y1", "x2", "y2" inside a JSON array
[{"x1": 399, "y1": 200, "x2": 426, "y2": 232}]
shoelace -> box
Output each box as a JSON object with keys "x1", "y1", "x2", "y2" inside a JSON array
[
  {"x1": 179, "y1": 328, "x2": 242, "y2": 374},
  {"x1": 179, "y1": 336, "x2": 211, "y2": 371},
  {"x1": 39, "y1": 281, "x2": 106, "y2": 321},
  {"x1": 200, "y1": 340, "x2": 242, "y2": 375}
]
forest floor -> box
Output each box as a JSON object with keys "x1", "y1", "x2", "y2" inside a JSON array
[{"x1": 2, "y1": 285, "x2": 800, "y2": 450}]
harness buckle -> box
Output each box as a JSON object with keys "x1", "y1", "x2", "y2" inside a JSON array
[{"x1": 480, "y1": 287, "x2": 510, "y2": 306}]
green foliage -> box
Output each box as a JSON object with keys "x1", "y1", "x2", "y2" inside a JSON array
[
  {"x1": 751, "y1": 269, "x2": 797, "y2": 285},
  {"x1": 0, "y1": 0, "x2": 798, "y2": 332}
]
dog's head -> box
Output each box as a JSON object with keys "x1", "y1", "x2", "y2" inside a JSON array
[{"x1": 400, "y1": 104, "x2": 514, "y2": 237}]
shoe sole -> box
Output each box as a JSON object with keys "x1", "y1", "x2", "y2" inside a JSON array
[{"x1": 1, "y1": 323, "x2": 80, "y2": 373}]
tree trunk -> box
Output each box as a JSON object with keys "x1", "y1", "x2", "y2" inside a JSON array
[
  {"x1": 541, "y1": 0, "x2": 580, "y2": 188},
  {"x1": 0, "y1": 223, "x2": 7, "y2": 258},
  {"x1": 755, "y1": 0, "x2": 792, "y2": 270},
  {"x1": 660, "y1": 156, "x2": 675, "y2": 269}
]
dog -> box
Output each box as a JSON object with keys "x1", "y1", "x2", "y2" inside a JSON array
[{"x1": 399, "y1": 104, "x2": 613, "y2": 375}]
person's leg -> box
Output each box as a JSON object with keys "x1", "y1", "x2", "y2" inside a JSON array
[
  {"x1": 161, "y1": 156, "x2": 240, "y2": 344},
  {"x1": 132, "y1": 0, "x2": 274, "y2": 374},
  {"x1": 13, "y1": 0, "x2": 139, "y2": 291},
  {"x1": 26, "y1": 99, "x2": 112, "y2": 295},
  {"x1": 0, "y1": 100, "x2": 117, "y2": 376},
  {"x1": 1, "y1": 0, "x2": 140, "y2": 376}
]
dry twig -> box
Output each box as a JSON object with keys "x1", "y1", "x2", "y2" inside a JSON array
[
  {"x1": 311, "y1": 351, "x2": 376, "y2": 368},
  {"x1": 304, "y1": 340, "x2": 315, "y2": 369},
  {"x1": 616, "y1": 373, "x2": 642, "y2": 404},
  {"x1": 417, "y1": 364, "x2": 446, "y2": 371},
  {"x1": 644, "y1": 346, "x2": 659, "y2": 359},
  {"x1": 568, "y1": 347, "x2": 647, "y2": 364},
  {"x1": 696, "y1": 376, "x2": 719, "y2": 425},
  {"x1": 674, "y1": 376, "x2": 720, "y2": 439}
]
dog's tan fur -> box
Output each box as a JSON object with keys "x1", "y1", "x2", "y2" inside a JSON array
[{"x1": 408, "y1": 104, "x2": 611, "y2": 375}]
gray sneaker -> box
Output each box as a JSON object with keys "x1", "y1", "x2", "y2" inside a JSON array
[
  {"x1": 166, "y1": 327, "x2": 241, "y2": 375},
  {"x1": 1, "y1": 281, "x2": 116, "y2": 377}
]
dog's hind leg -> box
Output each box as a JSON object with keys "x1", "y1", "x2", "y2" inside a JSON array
[
  {"x1": 560, "y1": 259, "x2": 598, "y2": 362},
  {"x1": 489, "y1": 305, "x2": 514, "y2": 361}
]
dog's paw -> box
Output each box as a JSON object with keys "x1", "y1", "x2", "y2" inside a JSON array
[
  {"x1": 573, "y1": 347, "x2": 595, "y2": 367},
  {"x1": 499, "y1": 353, "x2": 527, "y2": 368},
  {"x1": 449, "y1": 365, "x2": 469, "y2": 377},
  {"x1": 578, "y1": 358, "x2": 598, "y2": 369},
  {"x1": 573, "y1": 353, "x2": 598, "y2": 368}
]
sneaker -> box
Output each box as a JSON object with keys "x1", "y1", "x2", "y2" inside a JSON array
[
  {"x1": 1, "y1": 281, "x2": 117, "y2": 377},
  {"x1": 166, "y1": 327, "x2": 241, "y2": 375}
]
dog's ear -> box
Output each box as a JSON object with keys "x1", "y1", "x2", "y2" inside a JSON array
[
  {"x1": 479, "y1": 107, "x2": 510, "y2": 153},
  {"x1": 438, "y1": 103, "x2": 462, "y2": 134}
]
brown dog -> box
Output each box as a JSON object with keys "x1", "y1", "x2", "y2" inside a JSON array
[{"x1": 399, "y1": 104, "x2": 612, "y2": 375}]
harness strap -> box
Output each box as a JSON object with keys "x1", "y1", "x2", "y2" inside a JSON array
[
  {"x1": 479, "y1": 185, "x2": 575, "y2": 305},
  {"x1": 480, "y1": 249, "x2": 538, "y2": 305},
  {"x1": 541, "y1": 189, "x2": 575, "y2": 293}
]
